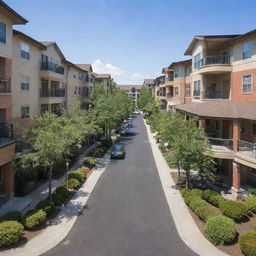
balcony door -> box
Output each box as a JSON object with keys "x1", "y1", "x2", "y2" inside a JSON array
[
  {"x1": 0, "y1": 109, "x2": 6, "y2": 122},
  {"x1": 223, "y1": 80, "x2": 230, "y2": 99}
]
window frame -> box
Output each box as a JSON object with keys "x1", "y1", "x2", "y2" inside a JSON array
[
  {"x1": 193, "y1": 80, "x2": 201, "y2": 97},
  {"x1": 20, "y1": 42, "x2": 30, "y2": 60},
  {"x1": 174, "y1": 68, "x2": 180, "y2": 79},
  {"x1": 242, "y1": 74, "x2": 252, "y2": 94},
  {"x1": 0, "y1": 22, "x2": 6, "y2": 44},
  {"x1": 242, "y1": 41, "x2": 253, "y2": 60},
  {"x1": 194, "y1": 53, "x2": 201, "y2": 69},
  {"x1": 20, "y1": 75, "x2": 29, "y2": 91},
  {"x1": 174, "y1": 86, "x2": 179, "y2": 96},
  {"x1": 21, "y1": 105, "x2": 30, "y2": 119}
]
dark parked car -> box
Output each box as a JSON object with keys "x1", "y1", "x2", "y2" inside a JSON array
[{"x1": 111, "y1": 143, "x2": 126, "y2": 159}]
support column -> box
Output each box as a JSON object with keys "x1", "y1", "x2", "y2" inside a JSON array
[
  {"x1": 233, "y1": 119, "x2": 240, "y2": 152},
  {"x1": 231, "y1": 161, "x2": 242, "y2": 200},
  {"x1": 199, "y1": 119, "x2": 205, "y2": 131}
]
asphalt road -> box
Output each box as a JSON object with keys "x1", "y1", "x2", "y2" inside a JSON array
[{"x1": 44, "y1": 116, "x2": 198, "y2": 256}]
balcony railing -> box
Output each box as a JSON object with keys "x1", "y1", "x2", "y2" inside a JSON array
[
  {"x1": 167, "y1": 93, "x2": 173, "y2": 98},
  {"x1": 193, "y1": 90, "x2": 201, "y2": 98},
  {"x1": 201, "y1": 55, "x2": 230, "y2": 66},
  {"x1": 41, "y1": 62, "x2": 65, "y2": 75},
  {"x1": 238, "y1": 140, "x2": 256, "y2": 159},
  {"x1": 159, "y1": 92, "x2": 166, "y2": 97},
  {"x1": 208, "y1": 137, "x2": 233, "y2": 152},
  {"x1": 0, "y1": 78, "x2": 11, "y2": 93},
  {"x1": 40, "y1": 88, "x2": 66, "y2": 97},
  {"x1": 0, "y1": 122, "x2": 14, "y2": 147}
]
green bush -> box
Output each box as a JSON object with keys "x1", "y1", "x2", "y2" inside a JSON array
[
  {"x1": 0, "y1": 221, "x2": 24, "y2": 247},
  {"x1": 100, "y1": 138, "x2": 112, "y2": 148},
  {"x1": 220, "y1": 200, "x2": 248, "y2": 222},
  {"x1": 52, "y1": 186, "x2": 70, "y2": 206},
  {"x1": 180, "y1": 188, "x2": 190, "y2": 198},
  {"x1": 239, "y1": 230, "x2": 256, "y2": 256},
  {"x1": 76, "y1": 167, "x2": 90, "y2": 177},
  {"x1": 36, "y1": 200, "x2": 54, "y2": 216},
  {"x1": 88, "y1": 147, "x2": 107, "y2": 158},
  {"x1": 63, "y1": 178, "x2": 81, "y2": 190},
  {"x1": 202, "y1": 189, "x2": 218, "y2": 201},
  {"x1": 194, "y1": 206, "x2": 219, "y2": 222},
  {"x1": 2, "y1": 211, "x2": 22, "y2": 223},
  {"x1": 191, "y1": 188, "x2": 203, "y2": 197},
  {"x1": 208, "y1": 194, "x2": 225, "y2": 207},
  {"x1": 244, "y1": 196, "x2": 256, "y2": 213},
  {"x1": 189, "y1": 197, "x2": 208, "y2": 212},
  {"x1": 68, "y1": 170, "x2": 85, "y2": 183},
  {"x1": 22, "y1": 209, "x2": 46, "y2": 229},
  {"x1": 205, "y1": 216, "x2": 237, "y2": 245},
  {"x1": 83, "y1": 157, "x2": 98, "y2": 168},
  {"x1": 184, "y1": 194, "x2": 195, "y2": 205},
  {"x1": 248, "y1": 188, "x2": 256, "y2": 196}
]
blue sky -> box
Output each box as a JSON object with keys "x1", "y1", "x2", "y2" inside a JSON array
[{"x1": 5, "y1": 0, "x2": 256, "y2": 84}]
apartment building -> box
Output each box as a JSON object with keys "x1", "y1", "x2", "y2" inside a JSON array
[
  {"x1": 143, "y1": 79, "x2": 155, "y2": 88},
  {"x1": 93, "y1": 73, "x2": 112, "y2": 92},
  {"x1": 117, "y1": 85, "x2": 142, "y2": 107},
  {"x1": 172, "y1": 30, "x2": 256, "y2": 199},
  {"x1": 0, "y1": 1, "x2": 27, "y2": 197}
]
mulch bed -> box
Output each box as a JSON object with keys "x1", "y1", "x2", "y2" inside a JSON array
[{"x1": 170, "y1": 172, "x2": 256, "y2": 256}]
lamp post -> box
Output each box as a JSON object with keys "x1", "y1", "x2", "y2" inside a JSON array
[{"x1": 66, "y1": 161, "x2": 69, "y2": 189}]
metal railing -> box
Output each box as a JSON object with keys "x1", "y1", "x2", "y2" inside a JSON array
[
  {"x1": 193, "y1": 90, "x2": 201, "y2": 98},
  {"x1": 203, "y1": 91, "x2": 223, "y2": 99},
  {"x1": 40, "y1": 88, "x2": 66, "y2": 97},
  {"x1": 0, "y1": 122, "x2": 13, "y2": 146},
  {"x1": 238, "y1": 140, "x2": 256, "y2": 159},
  {"x1": 159, "y1": 92, "x2": 166, "y2": 97},
  {"x1": 41, "y1": 62, "x2": 65, "y2": 75},
  {"x1": 208, "y1": 137, "x2": 233, "y2": 152},
  {"x1": 0, "y1": 78, "x2": 11, "y2": 93},
  {"x1": 201, "y1": 55, "x2": 230, "y2": 66},
  {"x1": 167, "y1": 93, "x2": 173, "y2": 98}
]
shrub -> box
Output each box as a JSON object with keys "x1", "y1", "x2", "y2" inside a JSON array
[
  {"x1": 189, "y1": 197, "x2": 208, "y2": 212},
  {"x1": 202, "y1": 189, "x2": 218, "y2": 201},
  {"x1": 2, "y1": 211, "x2": 22, "y2": 223},
  {"x1": 239, "y1": 230, "x2": 256, "y2": 256},
  {"x1": 52, "y1": 186, "x2": 70, "y2": 206},
  {"x1": 205, "y1": 216, "x2": 237, "y2": 245},
  {"x1": 194, "y1": 206, "x2": 219, "y2": 222},
  {"x1": 22, "y1": 209, "x2": 46, "y2": 229},
  {"x1": 180, "y1": 188, "x2": 190, "y2": 198},
  {"x1": 68, "y1": 170, "x2": 85, "y2": 183},
  {"x1": 100, "y1": 138, "x2": 112, "y2": 148},
  {"x1": 208, "y1": 194, "x2": 225, "y2": 207},
  {"x1": 76, "y1": 167, "x2": 90, "y2": 177},
  {"x1": 63, "y1": 178, "x2": 81, "y2": 190},
  {"x1": 248, "y1": 188, "x2": 256, "y2": 196},
  {"x1": 191, "y1": 188, "x2": 203, "y2": 197},
  {"x1": 0, "y1": 221, "x2": 24, "y2": 247},
  {"x1": 83, "y1": 157, "x2": 98, "y2": 168},
  {"x1": 184, "y1": 194, "x2": 195, "y2": 205},
  {"x1": 220, "y1": 200, "x2": 248, "y2": 222},
  {"x1": 244, "y1": 196, "x2": 256, "y2": 213},
  {"x1": 36, "y1": 200, "x2": 54, "y2": 216}
]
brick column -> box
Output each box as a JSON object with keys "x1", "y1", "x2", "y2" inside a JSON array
[
  {"x1": 233, "y1": 119, "x2": 240, "y2": 152},
  {"x1": 232, "y1": 161, "x2": 242, "y2": 200}
]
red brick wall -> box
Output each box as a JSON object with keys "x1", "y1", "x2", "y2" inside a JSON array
[{"x1": 232, "y1": 69, "x2": 256, "y2": 102}]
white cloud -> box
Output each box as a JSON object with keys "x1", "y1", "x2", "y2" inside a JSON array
[
  {"x1": 92, "y1": 59, "x2": 124, "y2": 77},
  {"x1": 131, "y1": 72, "x2": 143, "y2": 81}
]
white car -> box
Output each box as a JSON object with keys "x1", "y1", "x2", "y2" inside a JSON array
[{"x1": 134, "y1": 110, "x2": 140, "y2": 115}]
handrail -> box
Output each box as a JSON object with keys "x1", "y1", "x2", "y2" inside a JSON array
[
  {"x1": 201, "y1": 55, "x2": 230, "y2": 66},
  {"x1": 207, "y1": 137, "x2": 233, "y2": 151},
  {"x1": 238, "y1": 139, "x2": 256, "y2": 159}
]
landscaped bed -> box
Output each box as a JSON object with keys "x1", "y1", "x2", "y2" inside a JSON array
[{"x1": 179, "y1": 186, "x2": 256, "y2": 256}]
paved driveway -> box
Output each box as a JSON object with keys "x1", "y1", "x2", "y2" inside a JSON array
[{"x1": 44, "y1": 116, "x2": 198, "y2": 256}]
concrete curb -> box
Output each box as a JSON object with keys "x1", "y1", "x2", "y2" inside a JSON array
[
  {"x1": 144, "y1": 119, "x2": 229, "y2": 256},
  {"x1": 0, "y1": 153, "x2": 110, "y2": 256}
]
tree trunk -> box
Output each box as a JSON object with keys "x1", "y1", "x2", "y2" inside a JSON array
[
  {"x1": 185, "y1": 169, "x2": 191, "y2": 189},
  {"x1": 49, "y1": 165, "x2": 53, "y2": 201},
  {"x1": 177, "y1": 162, "x2": 181, "y2": 181}
]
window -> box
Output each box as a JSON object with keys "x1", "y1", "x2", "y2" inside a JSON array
[
  {"x1": 21, "y1": 106, "x2": 30, "y2": 119},
  {"x1": 20, "y1": 42, "x2": 30, "y2": 60},
  {"x1": 174, "y1": 68, "x2": 180, "y2": 78},
  {"x1": 20, "y1": 75, "x2": 29, "y2": 91},
  {"x1": 74, "y1": 86, "x2": 77, "y2": 95},
  {"x1": 174, "y1": 86, "x2": 179, "y2": 96},
  {"x1": 78, "y1": 87, "x2": 81, "y2": 95},
  {"x1": 0, "y1": 22, "x2": 6, "y2": 43},
  {"x1": 193, "y1": 80, "x2": 201, "y2": 97},
  {"x1": 194, "y1": 53, "x2": 201, "y2": 69},
  {"x1": 185, "y1": 84, "x2": 191, "y2": 97},
  {"x1": 243, "y1": 41, "x2": 253, "y2": 60},
  {"x1": 252, "y1": 122, "x2": 256, "y2": 136},
  {"x1": 242, "y1": 75, "x2": 252, "y2": 93},
  {"x1": 185, "y1": 66, "x2": 192, "y2": 76}
]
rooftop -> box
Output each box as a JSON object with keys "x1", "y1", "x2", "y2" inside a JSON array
[{"x1": 117, "y1": 85, "x2": 142, "y2": 90}]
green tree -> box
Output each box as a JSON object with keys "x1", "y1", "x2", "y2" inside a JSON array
[{"x1": 137, "y1": 87, "x2": 152, "y2": 110}]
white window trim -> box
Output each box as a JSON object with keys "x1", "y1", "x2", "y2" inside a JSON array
[
  {"x1": 21, "y1": 105, "x2": 30, "y2": 120},
  {"x1": 242, "y1": 74, "x2": 253, "y2": 94},
  {"x1": 20, "y1": 75, "x2": 29, "y2": 92}
]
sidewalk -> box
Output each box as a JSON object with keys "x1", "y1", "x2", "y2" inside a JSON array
[
  {"x1": 0, "y1": 142, "x2": 100, "y2": 216},
  {"x1": 0, "y1": 148, "x2": 110, "y2": 256},
  {"x1": 144, "y1": 120, "x2": 229, "y2": 256}
]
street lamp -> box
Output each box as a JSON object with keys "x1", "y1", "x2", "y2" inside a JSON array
[{"x1": 66, "y1": 161, "x2": 69, "y2": 189}]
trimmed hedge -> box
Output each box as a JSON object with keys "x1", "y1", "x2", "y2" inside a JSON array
[
  {"x1": 244, "y1": 196, "x2": 256, "y2": 213},
  {"x1": 180, "y1": 188, "x2": 190, "y2": 198},
  {"x1": 22, "y1": 209, "x2": 47, "y2": 229},
  {"x1": 2, "y1": 211, "x2": 22, "y2": 223},
  {"x1": 76, "y1": 167, "x2": 90, "y2": 177},
  {"x1": 63, "y1": 178, "x2": 81, "y2": 190},
  {"x1": 189, "y1": 197, "x2": 208, "y2": 212},
  {"x1": 194, "y1": 206, "x2": 219, "y2": 222},
  {"x1": 208, "y1": 194, "x2": 225, "y2": 207},
  {"x1": 0, "y1": 221, "x2": 24, "y2": 247},
  {"x1": 239, "y1": 230, "x2": 256, "y2": 256},
  {"x1": 52, "y1": 186, "x2": 70, "y2": 206},
  {"x1": 202, "y1": 189, "x2": 218, "y2": 201},
  {"x1": 220, "y1": 200, "x2": 248, "y2": 222},
  {"x1": 191, "y1": 188, "x2": 203, "y2": 197},
  {"x1": 83, "y1": 157, "x2": 98, "y2": 168},
  {"x1": 205, "y1": 216, "x2": 237, "y2": 245},
  {"x1": 68, "y1": 170, "x2": 85, "y2": 183},
  {"x1": 36, "y1": 200, "x2": 54, "y2": 216}
]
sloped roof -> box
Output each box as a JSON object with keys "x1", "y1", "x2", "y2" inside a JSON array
[
  {"x1": 41, "y1": 41, "x2": 66, "y2": 60},
  {"x1": 76, "y1": 64, "x2": 93, "y2": 72},
  {"x1": 117, "y1": 85, "x2": 142, "y2": 90},
  {"x1": 175, "y1": 100, "x2": 256, "y2": 121},
  {"x1": 93, "y1": 73, "x2": 111, "y2": 79},
  {"x1": 143, "y1": 79, "x2": 155, "y2": 84},
  {"x1": 168, "y1": 59, "x2": 192, "y2": 69}
]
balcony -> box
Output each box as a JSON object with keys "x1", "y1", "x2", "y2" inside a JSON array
[
  {"x1": 197, "y1": 55, "x2": 232, "y2": 74},
  {"x1": 167, "y1": 93, "x2": 173, "y2": 98},
  {"x1": 238, "y1": 140, "x2": 256, "y2": 159},
  {"x1": 40, "y1": 88, "x2": 66, "y2": 97},
  {"x1": 0, "y1": 123, "x2": 14, "y2": 148},
  {"x1": 0, "y1": 78, "x2": 11, "y2": 93},
  {"x1": 208, "y1": 137, "x2": 233, "y2": 152},
  {"x1": 202, "y1": 91, "x2": 229, "y2": 99},
  {"x1": 40, "y1": 62, "x2": 64, "y2": 75}
]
